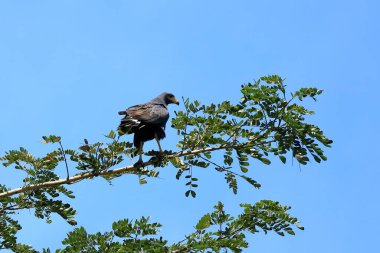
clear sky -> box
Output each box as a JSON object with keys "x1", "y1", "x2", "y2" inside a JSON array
[{"x1": 0, "y1": 1, "x2": 379, "y2": 252}]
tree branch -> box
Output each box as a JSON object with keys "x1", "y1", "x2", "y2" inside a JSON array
[{"x1": 0, "y1": 143, "x2": 247, "y2": 199}]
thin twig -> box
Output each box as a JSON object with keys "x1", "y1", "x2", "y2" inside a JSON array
[
  {"x1": 198, "y1": 155, "x2": 241, "y2": 178},
  {"x1": 181, "y1": 96, "x2": 190, "y2": 153},
  {"x1": 58, "y1": 141, "x2": 70, "y2": 181}
]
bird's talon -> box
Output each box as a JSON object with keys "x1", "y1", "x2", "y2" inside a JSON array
[
  {"x1": 157, "y1": 151, "x2": 165, "y2": 159},
  {"x1": 134, "y1": 160, "x2": 144, "y2": 168}
]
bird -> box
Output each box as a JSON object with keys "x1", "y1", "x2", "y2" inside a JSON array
[{"x1": 118, "y1": 92, "x2": 179, "y2": 164}]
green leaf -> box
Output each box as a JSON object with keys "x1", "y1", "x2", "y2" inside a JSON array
[
  {"x1": 286, "y1": 229, "x2": 295, "y2": 235},
  {"x1": 195, "y1": 214, "x2": 211, "y2": 230},
  {"x1": 41, "y1": 135, "x2": 61, "y2": 144},
  {"x1": 105, "y1": 130, "x2": 116, "y2": 139},
  {"x1": 279, "y1": 156, "x2": 286, "y2": 164},
  {"x1": 139, "y1": 178, "x2": 147, "y2": 185},
  {"x1": 259, "y1": 157, "x2": 271, "y2": 165},
  {"x1": 241, "y1": 176, "x2": 261, "y2": 189},
  {"x1": 185, "y1": 190, "x2": 196, "y2": 198},
  {"x1": 240, "y1": 166, "x2": 249, "y2": 173},
  {"x1": 78, "y1": 145, "x2": 90, "y2": 152}
]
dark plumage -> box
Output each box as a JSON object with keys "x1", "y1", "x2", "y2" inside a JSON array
[{"x1": 118, "y1": 92, "x2": 179, "y2": 163}]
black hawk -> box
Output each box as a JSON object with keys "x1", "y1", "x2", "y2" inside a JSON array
[{"x1": 118, "y1": 92, "x2": 179, "y2": 164}]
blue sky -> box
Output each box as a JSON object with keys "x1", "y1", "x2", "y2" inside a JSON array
[{"x1": 0, "y1": 0, "x2": 379, "y2": 252}]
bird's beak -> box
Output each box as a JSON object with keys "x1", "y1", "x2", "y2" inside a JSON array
[{"x1": 173, "y1": 97, "x2": 179, "y2": 105}]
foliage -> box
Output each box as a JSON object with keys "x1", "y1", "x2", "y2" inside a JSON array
[
  {"x1": 0, "y1": 75, "x2": 331, "y2": 252},
  {"x1": 170, "y1": 200, "x2": 303, "y2": 253},
  {"x1": 55, "y1": 216, "x2": 166, "y2": 253},
  {"x1": 48, "y1": 200, "x2": 301, "y2": 253}
]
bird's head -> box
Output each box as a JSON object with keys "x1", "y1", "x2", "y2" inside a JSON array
[{"x1": 160, "y1": 92, "x2": 179, "y2": 106}]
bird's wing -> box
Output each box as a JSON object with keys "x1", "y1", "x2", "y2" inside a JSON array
[{"x1": 126, "y1": 103, "x2": 169, "y2": 125}]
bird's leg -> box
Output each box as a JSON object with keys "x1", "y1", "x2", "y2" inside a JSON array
[
  {"x1": 136, "y1": 141, "x2": 144, "y2": 166},
  {"x1": 155, "y1": 134, "x2": 163, "y2": 154}
]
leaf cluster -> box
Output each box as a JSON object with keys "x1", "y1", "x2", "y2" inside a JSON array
[
  {"x1": 171, "y1": 75, "x2": 331, "y2": 195},
  {"x1": 41, "y1": 201, "x2": 302, "y2": 253}
]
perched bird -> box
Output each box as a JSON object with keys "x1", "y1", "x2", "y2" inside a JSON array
[{"x1": 118, "y1": 92, "x2": 179, "y2": 164}]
